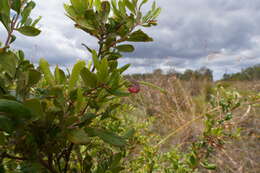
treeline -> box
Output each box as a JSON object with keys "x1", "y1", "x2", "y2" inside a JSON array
[
  {"x1": 125, "y1": 67, "x2": 213, "y2": 81},
  {"x1": 126, "y1": 64, "x2": 260, "y2": 81},
  {"x1": 222, "y1": 64, "x2": 260, "y2": 81}
]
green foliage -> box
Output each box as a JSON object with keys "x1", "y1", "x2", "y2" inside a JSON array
[
  {"x1": 222, "y1": 64, "x2": 260, "y2": 81},
  {"x1": 0, "y1": 0, "x2": 161, "y2": 172}
]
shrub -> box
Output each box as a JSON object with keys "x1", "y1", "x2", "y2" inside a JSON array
[{"x1": 0, "y1": 0, "x2": 161, "y2": 172}]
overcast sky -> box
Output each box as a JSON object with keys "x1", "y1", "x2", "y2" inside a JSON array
[{"x1": 1, "y1": 0, "x2": 260, "y2": 80}]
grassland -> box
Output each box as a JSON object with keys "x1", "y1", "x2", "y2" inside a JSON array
[{"x1": 123, "y1": 73, "x2": 260, "y2": 173}]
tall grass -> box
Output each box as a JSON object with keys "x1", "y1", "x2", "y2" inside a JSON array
[{"x1": 123, "y1": 73, "x2": 260, "y2": 172}]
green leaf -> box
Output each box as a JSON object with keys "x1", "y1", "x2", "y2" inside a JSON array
[
  {"x1": 39, "y1": 58, "x2": 55, "y2": 85},
  {"x1": 125, "y1": 0, "x2": 135, "y2": 14},
  {"x1": 64, "y1": 4, "x2": 77, "y2": 19},
  {"x1": 80, "y1": 67, "x2": 98, "y2": 88},
  {"x1": 24, "y1": 99, "x2": 43, "y2": 118},
  {"x1": 0, "y1": 99, "x2": 33, "y2": 121},
  {"x1": 200, "y1": 162, "x2": 217, "y2": 170},
  {"x1": 0, "y1": 13, "x2": 10, "y2": 32},
  {"x1": 21, "y1": 1, "x2": 36, "y2": 25},
  {"x1": 123, "y1": 128, "x2": 135, "y2": 139},
  {"x1": 0, "y1": 0, "x2": 10, "y2": 19},
  {"x1": 118, "y1": 64, "x2": 130, "y2": 74},
  {"x1": 70, "y1": 0, "x2": 85, "y2": 14},
  {"x1": 0, "y1": 164, "x2": 5, "y2": 173},
  {"x1": 10, "y1": 35, "x2": 16, "y2": 44},
  {"x1": 0, "y1": 51, "x2": 18, "y2": 77},
  {"x1": 69, "y1": 60, "x2": 86, "y2": 91},
  {"x1": 68, "y1": 128, "x2": 90, "y2": 144},
  {"x1": 28, "y1": 69, "x2": 42, "y2": 86},
  {"x1": 0, "y1": 0, "x2": 10, "y2": 31},
  {"x1": 31, "y1": 16, "x2": 42, "y2": 27},
  {"x1": 0, "y1": 115, "x2": 14, "y2": 133},
  {"x1": 54, "y1": 66, "x2": 66, "y2": 84},
  {"x1": 140, "y1": 0, "x2": 149, "y2": 9},
  {"x1": 127, "y1": 29, "x2": 153, "y2": 42},
  {"x1": 116, "y1": 44, "x2": 135, "y2": 52},
  {"x1": 92, "y1": 50, "x2": 100, "y2": 70},
  {"x1": 94, "y1": 0, "x2": 102, "y2": 11},
  {"x1": 78, "y1": 113, "x2": 98, "y2": 127},
  {"x1": 11, "y1": 0, "x2": 21, "y2": 13},
  {"x1": 97, "y1": 58, "x2": 109, "y2": 82},
  {"x1": 17, "y1": 26, "x2": 41, "y2": 37},
  {"x1": 151, "y1": 7, "x2": 161, "y2": 19},
  {"x1": 86, "y1": 128, "x2": 126, "y2": 147},
  {"x1": 118, "y1": 0, "x2": 126, "y2": 14},
  {"x1": 101, "y1": 1, "x2": 110, "y2": 22}
]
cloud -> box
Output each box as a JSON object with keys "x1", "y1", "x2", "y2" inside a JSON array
[{"x1": 0, "y1": 0, "x2": 260, "y2": 80}]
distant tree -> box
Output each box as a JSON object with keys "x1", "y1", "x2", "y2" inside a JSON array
[{"x1": 222, "y1": 64, "x2": 260, "y2": 81}]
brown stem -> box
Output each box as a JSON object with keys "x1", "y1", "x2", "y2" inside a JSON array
[
  {"x1": 38, "y1": 157, "x2": 58, "y2": 173},
  {"x1": 4, "y1": 13, "x2": 20, "y2": 48},
  {"x1": 63, "y1": 143, "x2": 74, "y2": 173},
  {"x1": 1, "y1": 152, "x2": 27, "y2": 161}
]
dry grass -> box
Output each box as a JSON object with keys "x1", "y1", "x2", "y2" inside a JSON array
[{"x1": 126, "y1": 74, "x2": 260, "y2": 173}]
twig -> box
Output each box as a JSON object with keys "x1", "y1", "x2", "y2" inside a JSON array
[
  {"x1": 1, "y1": 152, "x2": 27, "y2": 161},
  {"x1": 63, "y1": 143, "x2": 74, "y2": 173}
]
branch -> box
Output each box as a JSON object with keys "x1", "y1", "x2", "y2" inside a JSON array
[
  {"x1": 38, "y1": 156, "x2": 58, "y2": 173},
  {"x1": 1, "y1": 152, "x2": 27, "y2": 161},
  {"x1": 63, "y1": 143, "x2": 74, "y2": 173},
  {"x1": 4, "y1": 13, "x2": 20, "y2": 48}
]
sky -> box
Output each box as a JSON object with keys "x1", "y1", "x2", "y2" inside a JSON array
[{"x1": 1, "y1": 0, "x2": 260, "y2": 80}]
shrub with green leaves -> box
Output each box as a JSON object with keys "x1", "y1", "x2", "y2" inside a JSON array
[{"x1": 0, "y1": 0, "x2": 161, "y2": 172}]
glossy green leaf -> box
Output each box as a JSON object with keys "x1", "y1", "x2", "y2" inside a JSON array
[
  {"x1": 125, "y1": 0, "x2": 135, "y2": 14},
  {"x1": 86, "y1": 128, "x2": 126, "y2": 147},
  {"x1": 39, "y1": 58, "x2": 55, "y2": 85},
  {"x1": 11, "y1": 0, "x2": 21, "y2": 13},
  {"x1": 0, "y1": 13, "x2": 10, "y2": 32},
  {"x1": 101, "y1": 1, "x2": 110, "y2": 22},
  {"x1": 31, "y1": 16, "x2": 42, "y2": 27},
  {"x1": 24, "y1": 99, "x2": 43, "y2": 118},
  {"x1": 94, "y1": 0, "x2": 102, "y2": 11},
  {"x1": 140, "y1": 0, "x2": 149, "y2": 9},
  {"x1": 10, "y1": 35, "x2": 16, "y2": 44},
  {"x1": 69, "y1": 60, "x2": 86, "y2": 91},
  {"x1": 17, "y1": 26, "x2": 41, "y2": 37},
  {"x1": 97, "y1": 58, "x2": 109, "y2": 82},
  {"x1": 80, "y1": 67, "x2": 98, "y2": 88},
  {"x1": 64, "y1": 4, "x2": 77, "y2": 19},
  {"x1": 0, "y1": 0, "x2": 11, "y2": 31},
  {"x1": 0, "y1": 0, "x2": 10, "y2": 19},
  {"x1": 151, "y1": 7, "x2": 161, "y2": 19},
  {"x1": 21, "y1": 1, "x2": 36, "y2": 25},
  {"x1": 116, "y1": 44, "x2": 135, "y2": 52},
  {"x1": 0, "y1": 51, "x2": 18, "y2": 77},
  {"x1": 92, "y1": 50, "x2": 100, "y2": 70},
  {"x1": 127, "y1": 29, "x2": 153, "y2": 42},
  {"x1": 0, "y1": 99, "x2": 32, "y2": 120},
  {"x1": 118, "y1": 64, "x2": 130, "y2": 74},
  {"x1": 28, "y1": 69, "x2": 42, "y2": 86},
  {"x1": 70, "y1": 0, "x2": 86, "y2": 14},
  {"x1": 68, "y1": 128, "x2": 90, "y2": 144},
  {"x1": 0, "y1": 115, "x2": 14, "y2": 133},
  {"x1": 54, "y1": 66, "x2": 66, "y2": 84},
  {"x1": 118, "y1": 0, "x2": 126, "y2": 14},
  {"x1": 78, "y1": 113, "x2": 98, "y2": 127}
]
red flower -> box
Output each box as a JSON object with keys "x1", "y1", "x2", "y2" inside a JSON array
[{"x1": 128, "y1": 83, "x2": 140, "y2": 93}]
